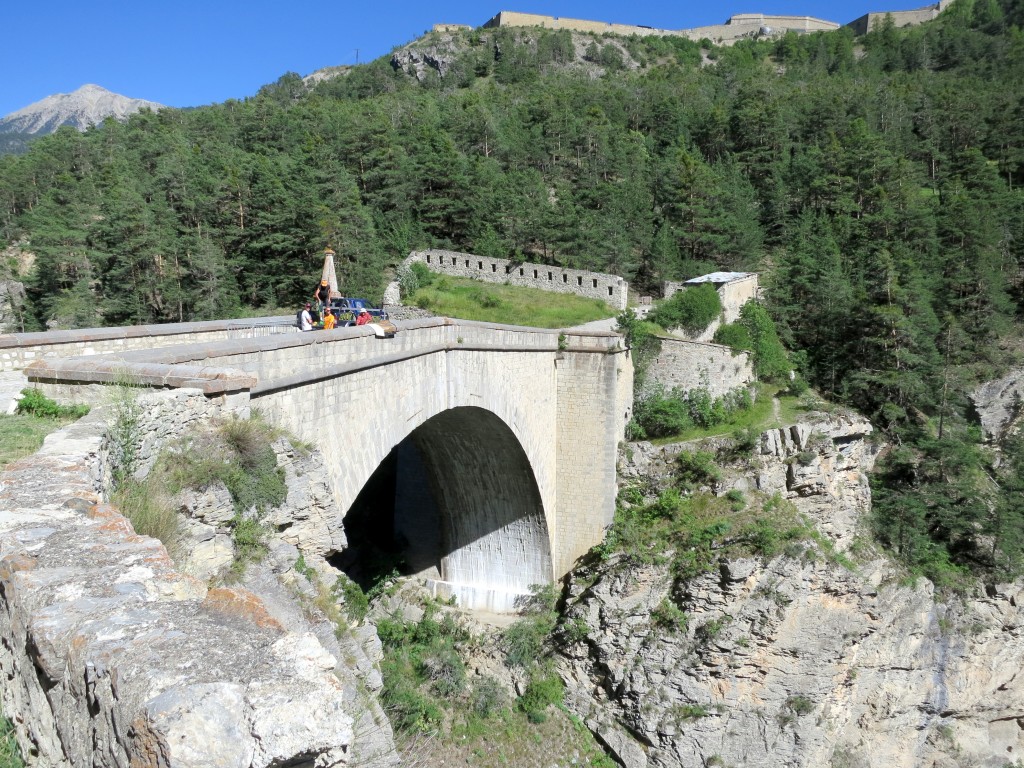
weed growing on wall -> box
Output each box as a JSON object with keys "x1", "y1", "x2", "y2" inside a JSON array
[
  {"x1": 107, "y1": 375, "x2": 144, "y2": 489},
  {"x1": 112, "y1": 480, "x2": 181, "y2": 560}
]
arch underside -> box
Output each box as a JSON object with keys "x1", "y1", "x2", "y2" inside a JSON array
[{"x1": 385, "y1": 406, "x2": 552, "y2": 613}]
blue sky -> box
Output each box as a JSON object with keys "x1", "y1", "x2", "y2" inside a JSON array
[{"x1": 4, "y1": 0, "x2": 894, "y2": 117}]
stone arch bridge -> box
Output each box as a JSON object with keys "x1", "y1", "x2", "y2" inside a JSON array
[{"x1": 17, "y1": 315, "x2": 632, "y2": 612}]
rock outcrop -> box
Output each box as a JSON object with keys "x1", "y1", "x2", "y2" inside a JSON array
[
  {"x1": 0, "y1": 407, "x2": 355, "y2": 767},
  {"x1": 971, "y1": 367, "x2": 1024, "y2": 442},
  {"x1": 564, "y1": 410, "x2": 1024, "y2": 768}
]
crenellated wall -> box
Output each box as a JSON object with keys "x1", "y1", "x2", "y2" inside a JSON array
[{"x1": 405, "y1": 249, "x2": 629, "y2": 310}]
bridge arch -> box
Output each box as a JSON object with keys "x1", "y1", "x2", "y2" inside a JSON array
[{"x1": 340, "y1": 405, "x2": 552, "y2": 612}]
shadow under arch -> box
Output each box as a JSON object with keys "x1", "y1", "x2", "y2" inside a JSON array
[{"x1": 334, "y1": 405, "x2": 553, "y2": 613}]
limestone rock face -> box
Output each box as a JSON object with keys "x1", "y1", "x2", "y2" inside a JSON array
[
  {"x1": 0, "y1": 279, "x2": 26, "y2": 333},
  {"x1": 175, "y1": 434, "x2": 347, "y2": 581},
  {"x1": 560, "y1": 550, "x2": 1024, "y2": 768},
  {"x1": 971, "y1": 367, "x2": 1024, "y2": 441},
  {"x1": 0, "y1": 408, "x2": 356, "y2": 767},
  {"x1": 574, "y1": 413, "x2": 1024, "y2": 768},
  {"x1": 266, "y1": 437, "x2": 348, "y2": 557},
  {"x1": 391, "y1": 34, "x2": 462, "y2": 81}
]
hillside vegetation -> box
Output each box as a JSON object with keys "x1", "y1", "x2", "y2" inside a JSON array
[{"x1": 1, "y1": 0, "x2": 1024, "y2": 582}]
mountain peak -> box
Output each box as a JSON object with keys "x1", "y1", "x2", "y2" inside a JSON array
[{"x1": 0, "y1": 85, "x2": 165, "y2": 136}]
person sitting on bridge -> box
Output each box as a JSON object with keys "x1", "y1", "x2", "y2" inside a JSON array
[
  {"x1": 355, "y1": 308, "x2": 372, "y2": 326},
  {"x1": 299, "y1": 303, "x2": 313, "y2": 331},
  {"x1": 322, "y1": 309, "x2": 337, "y2": 331}
]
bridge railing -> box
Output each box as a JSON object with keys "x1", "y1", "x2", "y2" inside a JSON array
[
  {"x1": 0, "y1": 316, "x2": 296, "y2": 372},
  {"x1": 24, "y1": 317, "x2": 623, "y2": 397}
]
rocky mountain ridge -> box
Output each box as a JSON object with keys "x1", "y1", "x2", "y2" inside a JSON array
[{"x1": 0, "y1": 84, "x2": 164, "y2": 136}]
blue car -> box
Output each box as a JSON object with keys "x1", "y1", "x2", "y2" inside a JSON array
[{"x1": 328, "y1": 297, "x2": 389, "y2": 326}]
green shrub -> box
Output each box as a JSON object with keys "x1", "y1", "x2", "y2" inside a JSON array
[
  {"x1": 381, "y1": 657, "x2": 444, "y2": 733},
  {"x1": 616, "y1": 312, "x2": 662, "y2": 387},
  {"x1": 335, "y1": 574, "x2": 369, "y2": 622},
  {"x1": 517, "y1": 669, "x2": 564, "y2": 722},
  {"x1": 651, "y1": 598, "x2": 688, "y2": 633},
  {"x1": 16, "y1": 389, "x2": 89, "y2": 419},
  {"x1": 470, "y1": 677, "x2": 507, "y2": 719},
  {"x1": 632, "y1": 388, "x2": 693, "y2": 438},
  {"x1": 676, "y1": 451, "x2": 721, "y2": 489},
  {"x1": 649, "y1": 284, "x2": 722, "y2": 334},
  {"x1": 785, "y1": 695, "x2": 814, "y2": 715},
  {"x1": 713, "y1": 322, "x2": 752, "y2": 351},
  {"x1": 675, "y1": 704, "x2": 709, "y2": 720},
  {"x1": 686, "y1": 387, "x2": 727, "y2": 428},
  {"x1": 694, "y1": 616, "x2": 730, "y2": 644},
  {"x1": 230, "y1": 515, "x2": 269, "y2": 569},
  {"x1": 420, "y1": 646, "x2": 466, "y2": 699}
]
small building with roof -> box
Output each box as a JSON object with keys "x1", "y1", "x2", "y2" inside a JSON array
[{"x1": 664, "y1": 272, "x2": 759, "y2": 325}]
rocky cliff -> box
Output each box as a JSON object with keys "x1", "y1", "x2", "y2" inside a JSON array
[{"x1": 558, "y1": 411, "x2": 1024, "y2": 768}]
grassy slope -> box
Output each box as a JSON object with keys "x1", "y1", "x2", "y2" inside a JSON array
[{"x1": 409, "y1": 276, "x2": 616, "y2": 328}]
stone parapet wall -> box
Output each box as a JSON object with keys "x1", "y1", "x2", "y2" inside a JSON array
[
  {"x1": 0, "y1": 395, "x2": 354, "y2": 767},
  {"x1": 0, "y1": 316, "x2": 296, "y2": 372},
  {"x1": 645, "y1": 338, "x2": 754, "y2": 398},
  {"x1": 406, "y1": 249, "x2": 629, "y2": 310}
]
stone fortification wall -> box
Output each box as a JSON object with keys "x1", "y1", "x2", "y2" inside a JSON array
[
  {"x1": 483, "y1": 10, "x2": 678, "y2": 38},
  {"x1": 484, "y1": 10, "x2": 839, "y2": 44},
  {"x1": 846, "y1": 3, "x2": 945, "y2": 35},
  {"x1": 0, "y1": 316, "x2": 295, "y2": 372},
  {"x1": 646, "y1": 338, "x2": 754, "y2": 397},
  {"x1": 405, "y1": 249, "x2": 628, "y2": 310},
  {"x1": 0, "y1": 394, "x2": 355, "y2": 767}
]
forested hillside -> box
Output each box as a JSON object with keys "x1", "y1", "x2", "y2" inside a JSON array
[{"x1": 1, "y1": 0, "x2": 1023, "y2": 581}]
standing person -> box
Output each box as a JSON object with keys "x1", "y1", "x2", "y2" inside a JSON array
[
  {"x1": 313, "y1": 279, "x2": 331, "y2": 312},
  {"x1": 299, "y1": 303, "x2": 313, "y2": 331}
]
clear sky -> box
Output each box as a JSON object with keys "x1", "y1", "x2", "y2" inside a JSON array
[{"x1": 3, "y1": 0, "x2": 896, "y2": 118}]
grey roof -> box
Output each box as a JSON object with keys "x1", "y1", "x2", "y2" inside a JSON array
[{"x1": 684, "y1": 272, "x2": 754, "y2": 285}]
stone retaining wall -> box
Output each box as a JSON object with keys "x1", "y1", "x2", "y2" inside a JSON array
[
  {"x1": 0, "y1": 394, "x2": 355, "y2": 767},
  {"x1": 405, "y1": 249, "x2": 628, "y2": 310},
  {"x1": 646, "y1": 337, "x2": 754, "y2": 398}
]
